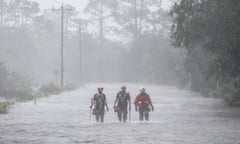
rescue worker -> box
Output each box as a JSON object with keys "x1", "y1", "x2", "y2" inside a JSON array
[
  {"x1": 134, "y1": 86, "x2": 154, "y2": 121},
  {"x1": 90, "y1": 86, "x2": 109, "y2": 123},
  {"x1": 113, "y1": 85, "x2": 131, "y2": 122}
]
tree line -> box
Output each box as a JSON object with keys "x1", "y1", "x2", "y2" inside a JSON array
[
  {"x1": 0, "y1": 0, "x2": 180, "y2": 100},
  {"x1": 0, "y1": 0, "x2": 239, "y2": 106},
  {"x1": 170, "y1": 0, "x2": 240, "y2": 105}
]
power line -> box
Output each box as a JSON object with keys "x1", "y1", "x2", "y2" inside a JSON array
[{"x1": 52, "y1": 3, "x2": 72, "y2": 87}]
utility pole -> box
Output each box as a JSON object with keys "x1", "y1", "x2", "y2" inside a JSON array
[
  {"x1": 53, "y1": 3, "x2": 72, "y2": 87},
  {"x1": 79, "y1": 20, "x2": 82, "y2": 84},
  {"x1": 0, "y1": 0, "x2": 2, "y2": 26},
  {"x1": 0, "y1": 0, "x2": 3, "y2": 60}
]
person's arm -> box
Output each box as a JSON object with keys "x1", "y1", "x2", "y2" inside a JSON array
[
  {"x1": 114, "y1": 93, "x2": 119, "y2": 107},
  {"x1": 104, "y1": 95, "x2": 109, "y2": 111},
  {"x1": 90, "y1": 95, "x2": 96, "y2": 108},
  {"x1": 147, "y1": 95, "x2": 154, "y2": 111},
  {"x1": 114, "y1": 98, "x2": 117, "y2": 107},
  {"x1": 134, "y1": 95, "x2": 139, "y2": 111},
  {"x1": 147, "y1": 95, "x2": 152, "y2": 105},
  {"x1": 128, "y1": 93, "x2": 131, "y2": 111}
]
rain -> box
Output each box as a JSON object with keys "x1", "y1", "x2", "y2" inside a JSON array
[{"x1": 0, "y1": 0, "x2": 240, "y2": 144}]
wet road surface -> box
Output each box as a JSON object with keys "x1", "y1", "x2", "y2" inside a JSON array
[{"x1": 0, "y1": 83, "x2": 240, "y2": 144}]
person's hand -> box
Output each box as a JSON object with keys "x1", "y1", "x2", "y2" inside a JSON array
[
  {"x1": 89, "y1": 105, "x2": 92, "y2": 109},
  {"x1": 151, "y1": 106, "x2": 154, "y2": 112}
]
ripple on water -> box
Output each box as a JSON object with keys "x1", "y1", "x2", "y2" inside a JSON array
[{"x1": 1, "y1": 84, "x2": 240, "y2": 144}]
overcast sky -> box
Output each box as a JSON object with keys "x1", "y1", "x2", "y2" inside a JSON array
[{"x1": 35, "y1": 0, "x2": 173, "y2": 13}]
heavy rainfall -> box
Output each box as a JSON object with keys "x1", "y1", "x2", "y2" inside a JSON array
[{"x1": 0, "y1": 0, "x2": 240, "y2": 144}]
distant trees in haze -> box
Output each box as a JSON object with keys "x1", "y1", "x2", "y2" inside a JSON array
[
  {"x1": 0, "y1": 62, "x2": 32, "y2": 101},
  {"x1": 0, "y1": 0, "x2": 180, "y2": 94},
  {"x1": 0, "y1": 0, "x2": 40, "y2": 26},
  {"x1": 84, "y1": 0, "x2": 180, "y2": 83},
  {"x1": 1, "y1": 0, "x2": 239, "y2": 106}
]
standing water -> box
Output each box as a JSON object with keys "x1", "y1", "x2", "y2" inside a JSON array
[{"x1": 0, "y1": 83, "x2": 240, "y2": 144}]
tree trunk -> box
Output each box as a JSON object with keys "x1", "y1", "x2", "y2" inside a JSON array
[
  {"x1": 139, "y1": 0, "x2": 144, "y2": 38},
  {"x1": 134, "y1": 0, "x2": 138, "y2": 46},
  {"x1": 99, "y1": 0, "x2": 104, "y2": 49}
]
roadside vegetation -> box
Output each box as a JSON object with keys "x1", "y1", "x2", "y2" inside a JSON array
[
  {"x1": 0, "y1": 63, "x2": 79, "y2": 114},
  {"x1": 38, "y1": 82, "x2": 79, "y2": 97},
  {"x1": 0, "y1": 101, "x2": 14, "y2": 114},
  {"x1": 1, "y1": 0, "x2": 239, "y2": 111},
  {"x1": 170, "y1": 0, "x2": 240, "y2": 106}
]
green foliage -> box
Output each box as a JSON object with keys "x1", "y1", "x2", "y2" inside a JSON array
[
  {"x1": 170, "y1": 0, "x2": 240, "y2": 105},
  {"x1": 0, "y1": 63, "x2": 33, "y2": 101},
  {"x1": 39, "y1": 82, "x2": 61, "y2": 96},
  {"x1": 61, "y1": 83, "x2": 80, "y2": 92},
  {"x1": 209, "y1": 79, "x2": 240, "y2": 106},
  {"x1": 38, "y1": 82, "x2": 79, "y2": 97},
  {"x1": 0, "y1": 101, "x2": 14, "y2": 114}
]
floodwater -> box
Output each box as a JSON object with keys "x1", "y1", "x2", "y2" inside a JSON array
[{"x1": 0, "y1": 83, "x2": 240, "y2": 144}]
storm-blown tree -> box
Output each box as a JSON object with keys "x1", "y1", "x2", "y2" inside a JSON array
[
  {"x1": 170, "y1": 0, "x2": 240, "y2": 105},
  {"x1": 8, "y1": 0, "x2": 40, "y2": 26},
  {"x1": 0, "y1": 0, "x2": 40, "y2": 101},
  {"x1": 109, "y1": 0, "x2": 179, "y2": 83},
  {"x1": 85, "y1": 0, "x2": 117, "y2": 48}
]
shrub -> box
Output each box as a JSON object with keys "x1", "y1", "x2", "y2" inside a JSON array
[
  {"x1": 61, "y1": 83, "x2": 79, "y2": 92},
  {"x1": 0, "y1": 101, "x2": 14, "y2": 114},
  {"x1": 211, "y1": 79, "x2": 240, "y2": 106},
  {"x1": 39, "y1": 82, "x2": 61, "y2": 96},
  {"x1": 0, "y1": 63, "x2": 33, "y2": 101}
]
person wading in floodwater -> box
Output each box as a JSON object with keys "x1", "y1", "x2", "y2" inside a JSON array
[
  {"x1": 113, "y1": 85, "x2": 131, "y2": 122},
  {"x1": 134, "y1": 86, "x2": 154, "y2": 121},
  {"x1": 90, "y1": 86, "x2": 109, "y2": 123}
]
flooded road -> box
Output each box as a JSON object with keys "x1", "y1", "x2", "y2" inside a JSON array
[{"x1": 0, "y1": 83, "x2": 240, "y2": 144}]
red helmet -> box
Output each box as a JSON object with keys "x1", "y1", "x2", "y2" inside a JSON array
[
  {"x1": 121, "y1": 85, "x2": 126, "y2": 89},
  {"x1": 97, "y1": 86, "x2": 104, "y2": 90}
]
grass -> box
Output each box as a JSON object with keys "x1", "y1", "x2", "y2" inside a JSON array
[{"x1": 0, "y1": 101, "x2": 14, "y2": 114}]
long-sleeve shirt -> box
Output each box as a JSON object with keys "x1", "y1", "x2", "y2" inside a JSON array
[{"x1": 134, "y1": 92, "x2": 152, "y2": 107}]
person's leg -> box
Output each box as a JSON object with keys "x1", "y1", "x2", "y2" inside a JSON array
[
  {"x1": 123, "y1": 106, "x2": 128, "y2": 122},
  {"x1": 118, "y1": 108, "x2": 122, "y2": 122},
  {"x1": 100, "y1": 109, "x2": 105, "y2": 123},
  {"x1": 139, "y1": 110, "x2": 143, "y2": 121},
  {"x1": 145, "y1": 111, "x2": 149, "y2": 121},
  {"x1": 96, "y1": 112, "x2": 100, "y2": 123}
]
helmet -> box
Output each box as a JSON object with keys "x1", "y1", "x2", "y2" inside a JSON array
[
  {"x1": 121, "y1": 85, "x2": 126, "y2": 89},
  {"x1": 97, "y1": 86, "x2": 104, "y2": 90},
  {"x1": 139, "y1": 86, "x2": 145, "y2": 92}
]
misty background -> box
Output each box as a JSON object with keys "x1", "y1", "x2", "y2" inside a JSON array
[
  {"x1": 1, "y1": 0, "x2": 240, "y2": 107},
  {"x1": 0, "y1": 0, "x2": 179, "y2": 85},
  {"x1": 0, "y1": 1, "x2": 240, "y2": 143}
]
